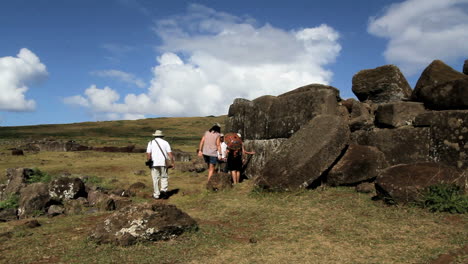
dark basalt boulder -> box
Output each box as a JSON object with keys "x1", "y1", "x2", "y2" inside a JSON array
[
  {"x1": 256, "y1": 115, "x2": 350, "y2": 191},
  {"x1": 242, "y1": 139, "x2": 286, "y2": 179},
  {"x1": 341, "y1": 98, "x2": 374, "y2": 131},
  {"x1": 1, "y1": 168, "x2": 34, "y2": 200},
  {"x1": 18, "y1": 182, "x2": 51, "y2": 219},
  {"x1": 414, "y1": 110, "x2": 468, "y2": 170},
  {"x1": 352, "y1": 64, "x2": 412, "y2": 103},
  {"x1": 412, "y1": 60, "x2": 467, "y2": 102},
  {"x1": 226, "y1": 84, "x2": 341, "y2": 140},
  {"x1": 375, "y1": 102, "x2": 426, "y2": 128},
  {"x1": 89, "y1": 203, "x2": 198, "y2": 246},
  {"x1": 375, "y1": 163, "x2": 466, "y2": 204},
  {"x1": 415, "y1": 78, "x2": 468, "y2": 110},
  {"x1": 327, "y1": 144, "x2": 389, "y2": 186},
  {"x1": 351, "y1": 127, "x2": 432, "y2": 166},
  {"x1": 48, "y1": 177, "x2": 86, "y2": 201}
]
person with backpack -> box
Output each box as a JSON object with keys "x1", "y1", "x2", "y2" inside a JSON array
[
  {"x1": 225, "y1": 133, "x2": 255, "y2": 184},
  {"x1": 146, "y1": 130, "x2": 175, "y2": 199},
  {"x1": 198, "y1": 123, "x2": 222, "y2": 181}
]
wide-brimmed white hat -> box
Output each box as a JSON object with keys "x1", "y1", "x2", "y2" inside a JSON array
[{"x1": 152, "y1": 130, "x2": 165, "y2": 137}]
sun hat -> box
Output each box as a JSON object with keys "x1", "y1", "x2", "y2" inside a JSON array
[{"x1": 152, "y1": 130, "x2": 165, "y2": 137}]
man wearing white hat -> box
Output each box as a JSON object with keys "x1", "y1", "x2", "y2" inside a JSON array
[{"x1": 146, "y1": 130, "x2": 175, "y2": 199}]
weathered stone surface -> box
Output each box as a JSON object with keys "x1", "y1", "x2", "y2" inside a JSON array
[
  {"x1": 49, "y1": 177, "x2": 86, "y2": 201},
  {"x1": 355, "y1": 182, "x2": 375, "y2": 194},
  {"x1": 414, "y1": 110, "x2": 468, "y2": 169},
  {"x1": 47, "y1": 204, "x2": 65, "y2": 216},
  {"x1": 64, "y1": 197, "x2": 89, "y2": 215},
  {"x1": 206, "y1": 172, "x2": 232, "y2": 191},
  {"x1": 375, "y1": 163, "x2": 466, "y2": 204},
  {"x1": 242, "y1": 139, "x2": 286, "y2": 179},
  {"x1": 109, "y1": 194, "x2": 132, "y2": 210},
  {"x1": 87, "y1": 190, "x2": 115, "y2": 211},
  {"x1": 0, "y1": 208, "x2": 17, "y2": 222},
  {"x1": 89, "y1": 203, "x2": 198, "y2": 246},
  {"x1": 415, "y1": 78, "x2": 468, "y2": 110},
  {"x1": 172, "y1": 149, "x2": 192, "y2": 162},
  {"x1": 351, "y1": 127, "x2": 432, "y2": 166},
  {"x1": 18, "y1": 182, "x2": 51, "y2": 219},
  {"x1": 375, "y1": 102, "x2": 426, "y2": 127},
  {"x1": 226, "y1": 84, "x2": 341, "y2": 140},
  {"x1": 256, "y1": 115, "x2": 350, "y2": 191},
  {"x1": 412, "y1": 60, "x2": 466, "y2": 101},
  {"x1": 327, "y1": 144, "x2": 389, "y2": 186},
  {"x1": 1, "y1": 168, "x2": 34, "y2": 200},
  {"x1": 342, "y1": 98, "x2": 374, "y2": 131},
  {"x1": 352, "y1": 65, "x2": 412, "y2": 103}
]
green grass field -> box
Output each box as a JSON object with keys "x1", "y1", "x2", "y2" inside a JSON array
[{"x1": 0, "y1": 116, "x2": 467, "y2": 264}]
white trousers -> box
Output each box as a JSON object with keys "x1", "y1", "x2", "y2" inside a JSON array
[{"x1": 151, "y1": 166, "x2": 168, "y2": 198}]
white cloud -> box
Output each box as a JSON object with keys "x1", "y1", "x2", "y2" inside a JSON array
[
  {"x1": 0, "y1": 48, "x2": 48, "y2": 111},
  {"x1": 368, "y1": 0, "x2": 468, "y2": 75},
  {"x1": 91, "y1": 69, "x2": 146, "y2": 88},
  {"x1": 66, "y1": 4, "x2": 341, "y2": 119}
]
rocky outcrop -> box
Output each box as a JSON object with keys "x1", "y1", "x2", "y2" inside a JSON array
[
  {"x1": 375, "y1": 102, "x2": 426, "y2": 128},
  {"x1": 89, "y1": 203, "x2": 198, "y2": 246},
  {"x1": 352, "y1": 65, "x2": 412, "y2": 103},
  {"x1": 375, "y1": 163, "x2": 466, "y2": 204},
  {"x1": 420, "y1": 78, "x2": 468, "y2": 110},
  {"x1": 206, "y1": 172, "x2": 232, "y2": 191},
  {"x1": 0, "y1": 168, "x2": 34, "y2": 200},
  {"x1": 414, "y1": 110, "x2": 468, "y2": 169},
  {"x1": 226, "y1": 84, "x2": 341, "y2": 140},
  {"x1": 341, "y1": 98, "x2": 374, "y2": 131},
  {"x1": 243, "y1": 139, "x2": 286, "y2": 179},
  {"x1": 18, "y1": 183, "x2": 51, "y2": 219},
  {"x1": 412, "y1": 60, "x2": 467, "y2": 102},
  {"x1": 49, "y1": 177, "x2": 86, "y2": 201},
  {"x1": 351, "y1": 127, "x2": 432, "y2": 166},
  {"x1": 256, "y1": 115, "x2": 350, "y2": 191},
  {"x1": 327, "y1": 144, "x2": 388, "y2": 186}
]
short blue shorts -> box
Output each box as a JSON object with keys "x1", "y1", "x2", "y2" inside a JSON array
[{"x1": 203, "y1": 155, "x2": 218, "y2": 165}]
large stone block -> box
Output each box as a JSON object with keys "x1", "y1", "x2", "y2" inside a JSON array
[
  {"x1": 89, "y1": 203, "x2": 198, "y2": 246},
  {"x1": 18, "y1": 182, "x2": 51, "y2": 219},
  {"x1": 256, "y1": 115, "x2": 350, "y2": 191},
  {"x1": 225, "y1": 84, "x2": 341, "y2": 140},
  {"x1": 327, "y1": 144, "x2": 389, "y2": 186},
  {"x1": 414, "y1": 110, "x2": 468, "y2": 170},
  {"x1": 412, "y1": 60, "x2": 466, "y2": 101},
  {"x1": 352, "y1": 64, "x2": 412, "y2": 103},
  {"x1": 242, "y1": 139, "x2": 286, "y2": 179},
  {"x1": 415, "y1": 78, "x2": 468, "y2": 110},
  {"x1": 351, "y1": 127, "x2": 432, "y2": 166},
  {"x1": 375, "y1": 163, "x2": 466, "y2": 204},
  {"x1": 375, "y1": 102, "x2": 426, "y2": 128},
  {"x1": 1, "y1": 168, "x2": 34, "y2": 200}
]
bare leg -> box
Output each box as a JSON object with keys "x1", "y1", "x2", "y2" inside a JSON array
[
  {"x1": 207, "y1": 163, "x2": 216, "y2": 181},
  {"x1": 232, "y1": 170, "x2": 240, "y2": 184}
]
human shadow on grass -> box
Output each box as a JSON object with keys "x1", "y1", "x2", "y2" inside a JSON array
[{"x1": 161, "y1": 188, "x2": 180, "y2": 199}]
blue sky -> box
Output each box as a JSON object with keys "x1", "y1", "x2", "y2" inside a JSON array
[{"x1": 1, "y1": 0, "x2": 467, "y2": 126}]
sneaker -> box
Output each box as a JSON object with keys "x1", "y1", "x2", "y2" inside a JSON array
[
  {"x1": 160, "y1": 191, "x2": 167, "y2": 199},
  {"x1": 153, "y1": 195, "x2": 159, "y2": 199}
]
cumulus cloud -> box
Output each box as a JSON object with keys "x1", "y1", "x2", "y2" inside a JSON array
[
  {"x1": 66, "y1": 4, "x2": 341, "y2": 119},
  {"x1": 368, "y1": 0, "x2": 468, "y2": 75},
  {"x1": 91, "y1": 69, "x2": 146, "y2": 88},
  {"x1": 0, "y1": 48, "x2": 48, "y2": 111}
]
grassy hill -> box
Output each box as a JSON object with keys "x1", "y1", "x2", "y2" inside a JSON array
[
  {"x1": 0, "y1": 116, "x2": 466, "y2": 264},
  {"x1": 0, "y1": 116, "x2": 226, "y2": 152}
]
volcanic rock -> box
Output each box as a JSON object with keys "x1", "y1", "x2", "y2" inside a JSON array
[
  {"x1": 352, "y1": 64, "x2": 412, "y2": 103},
  {"x1": 89, "y1": 203, "x2": 198, "y2": 246},
  {"x1": 375, "y1": 163, "x2": 466, "y2": 204},
  {"x1": 256, "y1": 115, "x2": 350, "y2": 191}
]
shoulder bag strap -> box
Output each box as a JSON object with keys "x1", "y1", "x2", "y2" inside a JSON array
[{"x1": 154, "y1": 139, "x2": 168, "y2": 160}]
